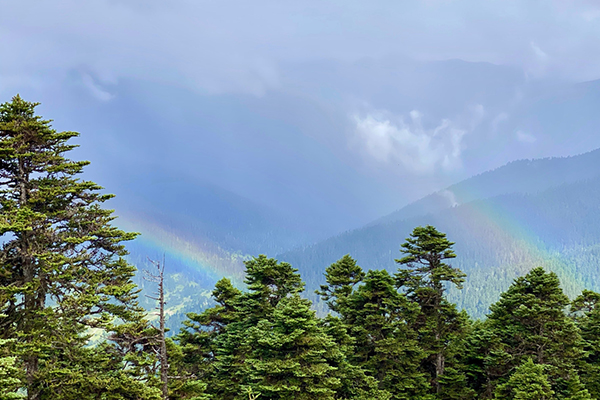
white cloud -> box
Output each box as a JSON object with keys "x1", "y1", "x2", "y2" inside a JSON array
[
  {"x1": 516, "y1": 130, "x2": 536, "y2": 143},
  {"x1": 353, "y1": 110, "x2": 470, "y2": 174},
  {"x1": 440, "y1": 189, "x2": 459, "y2": 207},
  {"x1": 81, "y1": 73, "x2": 114, "y2": 101},
  {"x1": 491, "y1": 112, "x2": 509, "y2": 133},
  {"x1": 530, "y1": 42, "x2": 548, "y2": 61}
]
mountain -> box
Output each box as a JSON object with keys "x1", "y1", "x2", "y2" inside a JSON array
[
  {"x1": 279, "y1": 148, "x2": 600, "y2": 317},
  {"x1": 111, "y1": 172, "x2": 340, "y2": 332},
  {"x1": 371, "y1": 148, "x2": 600, "y2": 226}
]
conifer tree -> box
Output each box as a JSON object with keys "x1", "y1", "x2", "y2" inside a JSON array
[
  {"x1": 0, "y1": 96, "x2": 146, "y2": 399},
  {"x1": 0, "y1": 338, "x2": 23, "y2": 400},
  {"x1": 571, "y1": 290, "x2": 600, "y2": 398},
  {"x1": 317, "y1": 256, "x2": 399, "y2": 399},
  {"x1": 486, "y1": 268, "x2": 586, "y2": 397},
  {"x1": 494, "y1": 358, "x2": 554, "y2": 400},
  {"x1": 183, "y1": 256, "x2": 304, "y2": 400},
  {"x1": 463, "y1": 321, "x2": 510, "y2": 399},
  {"x1": 245, "y1": 294, "x2": 341, "y2": 400},
  {"x1": 243, "y1": 255, "x2": 304, "y2": 320},
  {"x1": 166, "y1": 338, "x2": 211, "y2": 400},
  {"x1": 316, "y1": 255, "x2": 365, "y2": 314},
  {"x1": 395, "y1": 226, "x2": 470, "y2": 396},
  {"x1": 176, "y1": 278, "x2": 241, "y2": 399},
  {"x1": 558, "y1": 371, "x2": 592, "y2": 400},
  {"x1": 179, "y1": 277, "x2": 242, "y2": 367},
  {"x1": 343, "y1": 269, "x2": 430, "y2": 399},
  {"x1": 318, "y1": 315, "x2": 392, "y2": 400}
]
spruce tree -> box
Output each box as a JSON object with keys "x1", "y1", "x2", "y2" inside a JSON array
[
  {"x1": 395, "y1": 226, "x2": 470, "y2": 397},
  {"x1": 463, "y1": 321, "x2": 510, "y2": 399},
  {"x1": 316, "y1": 255, "x2": 365, "y2": 314},
  {"x1": 0, "y1": 96, "x2": 145, "y2": 399},
  {"x1": 0, "y1": 338, "x2": 23, "y2": 400},
  {"x1": 317, "y1": 256, "x2": 398, "y2": 399},
  {"x1": 344, "y1": 269, "x2": 430, "y2": 400},
  {"x1": 571, "y1": 290, "x2": 600, "y2": 398},
  {"x1": 243, "y1": 255, "x2": 304, "y2": 320},
  {"x1": 187, "y1": 256, "x2": 304, "y2": 400},
  {"x1": 558, "y1": 372, "x2": 592, "y2": 400},
  {"x1": 494, "y1": 358, "x2": 554, "y2": 400},
  {"x1": 486, "y1": 268, "x2": 586, "y2": 397},
  {"x1": 245, "y1": 294, "x2": 341, "y2": 400},
  {"x1": 176, "y1": 278, "x2": 242, "y2": 399},
  {"x1": 319, "y1": 315, "x2": 391, "y2": 400}
]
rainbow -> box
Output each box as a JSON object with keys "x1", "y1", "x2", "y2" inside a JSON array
[
  {"x1": 445, "y1": 185, "x2": 589, "y2": 300},
  {"x1": 116, "y1": 211, "x2": 248, "y2": 287}
]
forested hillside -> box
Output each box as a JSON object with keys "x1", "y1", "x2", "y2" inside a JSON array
[
  {"x1": 370, "y1": 148, "x2": 600, "y2": 226},
  {"x1": 129, "y1": 146, "x2": 600, "y2": 326},
  {"x1": 281, "y1": 153, "x2": 600, "y2": 317}
]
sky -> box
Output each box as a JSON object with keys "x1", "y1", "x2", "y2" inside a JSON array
[{"x1": 2, "y1": 0, "x2": 600, "y2": 244}]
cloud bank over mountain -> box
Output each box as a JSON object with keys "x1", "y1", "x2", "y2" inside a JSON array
[{"x1": 2, "y1": 0, "x2": 600, "y2": 239}]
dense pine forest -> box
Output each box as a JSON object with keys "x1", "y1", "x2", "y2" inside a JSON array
[{"x1": 3, "y1": 95, "x2": 600, "y2": 400}]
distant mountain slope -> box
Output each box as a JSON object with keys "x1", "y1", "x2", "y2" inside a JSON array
[
  {"x1": 370, "y1": 148, "x2": 600, "y2": 226},
  {"x1": 280, "y1": 153, "x2": 600, "y2": 317},
  {"x1": 115, "y1": 172, "x2": 326, "y2": 257},
  {"x1": 113, "y1": 174, "x2": 334, "y2": 332}
]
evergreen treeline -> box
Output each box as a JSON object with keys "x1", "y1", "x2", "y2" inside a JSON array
[
  {"x1": 2, "y1": 96, "x2": 600, "y2": 399},
  {"x1": 174, "y1": 229, "x2": 599, "y2": 400},
  {"x1": 280, "y1": 171, "x2": 600, "y2": 318}
]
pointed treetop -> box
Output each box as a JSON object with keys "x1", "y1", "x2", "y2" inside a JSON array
[
  {"x1": 316, "y1": 254, "x2": 365, "y2": 313},
  {"x1": 397, "y1": 225, "x2": 456, "y2": 265}
]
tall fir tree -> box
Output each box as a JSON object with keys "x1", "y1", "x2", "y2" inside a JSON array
[
  {"x1": 318, "y1": 314, "x2": 392, "y2": 400},
  {"x1": 181, "y1": 256, "x2": 305, "y2": 400},
  {"x1": 494, "y1": 358, "x2": 554, "y2": 400},
  {"x1": 463, "y1": 321, "x2": 510, "y2": 399},
  {"x1": 0, "y1": 96, "x2": 150, "y2": 399},
  {"x1": 395, "y1": 226, "x2": 471, "y2": 398},
  {"x1": 176, "y1": 278, "x2": 242, "y2": 399},
  {"x1": 486, "y1": 268, "x2": 586, "y2": 398},
  {"x1": 343, "y1": 269, "x2": 430, "y2": 400},
  {"x1": 571, "y1": 289, "x2": 600, "y2": 398},
  {"x1": 316, "y1": 255, "x2": 365, "y2": 314},
  {"x1": 244, "y1": 294, "x2": 341, "y2": 400}
]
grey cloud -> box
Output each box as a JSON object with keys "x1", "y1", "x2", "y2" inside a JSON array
[
  {"x1": 3, "y1": 0, "x2": 600, "y2": 240},
  {"x1": 2, "y1": 0, "x2": 600, "y2": 98}
]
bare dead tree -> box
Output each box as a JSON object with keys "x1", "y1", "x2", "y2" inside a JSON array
[{"x1": 144, "y1": 255, "x2": 169, "y2": 400}]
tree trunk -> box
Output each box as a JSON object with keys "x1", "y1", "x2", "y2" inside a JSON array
[
  {"x1": 435, "y1": 349, "x2": 445, "y2": 393},
  {"x1": 159, "y1": 264, "x2": 168, "y2": 400},
  {"x1": 146, "y1": 258, "x2": 169, "y2": 400},
  {"x1": 19, "y1": 157, "x2": 40, "y2": 400}
]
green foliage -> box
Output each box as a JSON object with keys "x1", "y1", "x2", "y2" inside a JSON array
[
  {"x1": 463, "y1": 321, "x2": 510, "y2": 398},
  {"x1": 396, "y1": 225, "x2": 464, "y2": 293},
  {"x1": 486, "y1": 268, "x2": 588, "y2": 398},
  {"x1": 495, "y1": 358, "x2": 555, "y2": 400},
  {"x1": 396, "y1": 226, "x2": 471, "y2": 398},
  {"x1": 488, "y1": 268, "x2": 583, "y2": 365},
  {"x1": 0, "y1": 96, "x2": 157, "y2": 399},
  {"x1": 343, "y1": 270, "x2": 430, "y2": 399},
  {"x1": 315, "y1": 254, "x2": 365, "y2": 314},
  {"x1": 318, "y1": 315, "x2": 391, "y2": 400},
  {"x1": 245, "y1": 294, "x2": 341, "y2": 400},
  {"x1": 571, "y1": 290, "x2": 600, "y2": 398},
  {"x1": 0, "y1": 339, "x2": 24, "y2": 400}
]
